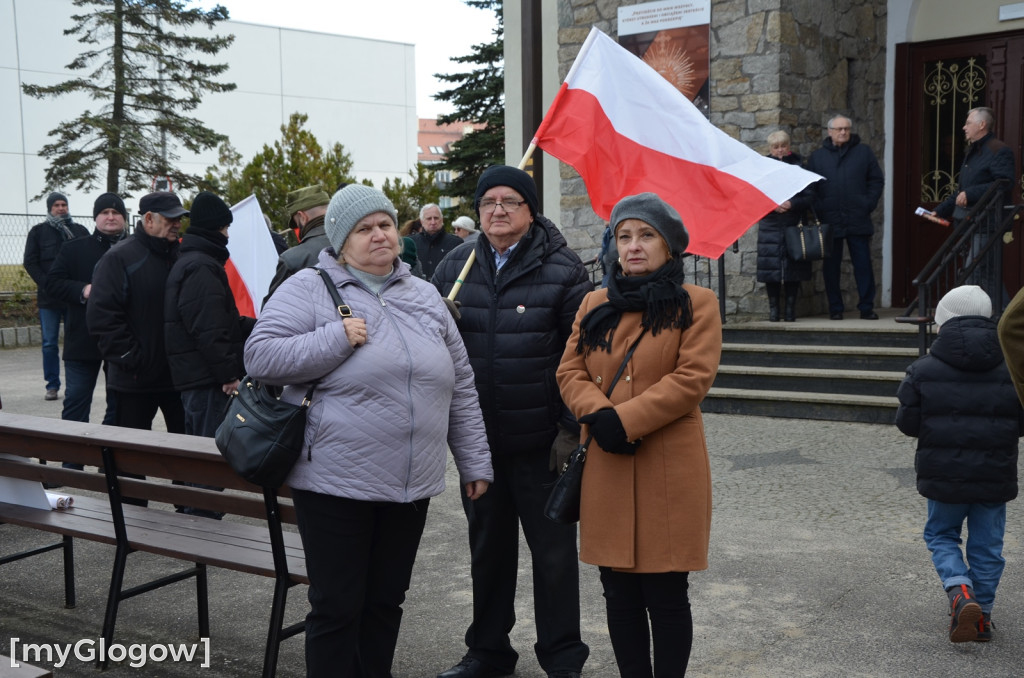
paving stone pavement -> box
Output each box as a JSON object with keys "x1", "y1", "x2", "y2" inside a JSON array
[{"x1": 1, "y1": 345, "x2": 1023, "y2": 677}]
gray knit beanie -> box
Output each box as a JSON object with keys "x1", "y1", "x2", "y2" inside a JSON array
[
  {"x1": 609, "y1": 192, "x2": 689, "y2": 257},
  {"x1": 325, "y1": 185, "x2": 399, "y2": 252},
  {"x1": 934, "y1": 285, "x2": 992, "y2": 329},
  {"x1": 47, "y1": 192, "x2": 68, "y2": 213}
]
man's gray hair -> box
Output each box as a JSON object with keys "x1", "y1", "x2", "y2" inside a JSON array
[
  {"x1": 970, "y1": 107, "x2": 995, "y2": 128},
  {"x1": 419, "y1": 203, "x2": 441, "y2": 219},
  {"x1": 827, "y1": 114, "x2": 852, "y2": 130}
]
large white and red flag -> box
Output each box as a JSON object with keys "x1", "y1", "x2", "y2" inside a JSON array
[
  {"x1": 533, "y1": 27, "x2": 822, "y2": 258},
  {"x1": 226, "y1": 194, "x2": 278, "y2": 317}
]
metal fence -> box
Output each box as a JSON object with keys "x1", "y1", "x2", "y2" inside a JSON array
[{"x1": 0, "y1": 213, "x2": 94, "y2": 294}]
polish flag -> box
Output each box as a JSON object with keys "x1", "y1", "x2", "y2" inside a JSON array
[
  {"x1": 533, "y1": 27, "x2": 822, "y2": 259},
  {"x1": 226, "y1": 194, "x2": 278, "y2": 317}
]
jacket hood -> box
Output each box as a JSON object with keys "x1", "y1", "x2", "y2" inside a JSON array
[{"x1": 929, "y1": 316, "x2": 1004, "y2": 372}]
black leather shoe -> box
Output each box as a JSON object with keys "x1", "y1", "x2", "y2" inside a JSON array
[
  {"x1": 437, "y1": 657, "x2": 508, "y2": 678},
  {"x1": 830, "y1": 312, "x2": 843, "y2": 320},
  {"x1": 860, "y1": 311, "x2": 879, "y2": 320}
]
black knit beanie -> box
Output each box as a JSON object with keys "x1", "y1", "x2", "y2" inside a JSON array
[
  {"x1": 473, "y1": 166, "x2": 540, "y2": 217},
  {"x1": 47, "y1": 192, "x2": 68, "y2": 212},
  {"x1": 188, "y1": 191, "x2": 233, "y2": 234},
  {"x1": 93, "y1": 193, "x2": 127, "y2": 220}
]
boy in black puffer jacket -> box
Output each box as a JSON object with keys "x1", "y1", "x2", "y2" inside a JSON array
[{"x1": 897, "y1": 285, "x2": 1023, "y2": 643}]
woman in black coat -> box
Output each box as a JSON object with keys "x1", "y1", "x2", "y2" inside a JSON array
[{"x1": 756, "y1": 131, "x2": 813, "y2": 321}]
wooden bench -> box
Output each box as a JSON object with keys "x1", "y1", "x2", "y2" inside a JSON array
[{"x1": 0, "y1": 412, "x2": 307, "y2": 678}]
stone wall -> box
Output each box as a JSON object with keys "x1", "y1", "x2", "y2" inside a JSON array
[{"x1": 553, "y1": 0, "x2": 887, "y2": 318}]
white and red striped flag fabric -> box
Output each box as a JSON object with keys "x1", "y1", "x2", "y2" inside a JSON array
[
  {"x1": 226, "y1": 194, "x2": 278, "y2": 317},
  {"x1": 533, "y1": 27, "x2": 822, "y2": 259}
]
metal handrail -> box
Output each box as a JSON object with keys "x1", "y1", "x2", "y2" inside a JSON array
[{"x1": 896, "y1": 179, "x2": 1018, "y2": 355}]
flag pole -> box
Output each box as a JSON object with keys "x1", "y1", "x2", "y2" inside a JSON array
[{"x1": 446, "y1": 146, "x2": 538, "y2": 302}]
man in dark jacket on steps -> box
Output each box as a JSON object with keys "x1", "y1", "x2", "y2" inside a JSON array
[
  {"x1": 432, "y1": 166, "x2": 592, "y2": 678},
  {"x1": 806, "y1": 114, "x2": 884, "y2": 320}
]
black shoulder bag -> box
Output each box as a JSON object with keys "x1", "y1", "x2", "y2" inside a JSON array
[
  {"x1": 544, "y1": 328, "x2": 647, "y2": 524},
  {"x1": 784, "y1": 209, "x2": 833, "y2": 261},
  {"x1": 215, "y1": 268, "x2": 351, "y2": 487}
]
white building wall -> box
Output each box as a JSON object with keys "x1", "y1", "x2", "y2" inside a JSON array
[{"x1": 0, "y1": 0, "x2": 417, "y2": 218}]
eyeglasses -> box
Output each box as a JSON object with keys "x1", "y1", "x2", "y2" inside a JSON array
[
  {"x1": 829, "y1": 126, "x2": 851, "y2": 132},
  {"x1": 479, "y1": 198, "x2": 524, "y2": 214}
]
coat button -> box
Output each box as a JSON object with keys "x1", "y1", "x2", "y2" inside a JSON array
[
  {"x1": 595, "y1": 376, "x2": 603, "y2": 384},
  {"x1": 516, "y1": 305, "x2": 526, "y2": 314},
  {"x1": 625, "y1": 375, "x2": 631, "y2": 382}
]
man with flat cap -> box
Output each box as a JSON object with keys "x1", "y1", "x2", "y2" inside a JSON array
[
  {"x1": 263, "y1": 184, "x2": 332, "y2": 304},
  {"x1": 46, "y1": 193, "x2": 126, "y2": 435},
  {"x1": 87, "y1": 191, "x2": 188, "y2": 441},
  {"x1": 23, "y1": 191, "x2": 89, "y2": 400},
  {"x1": 432, "y1": 166, "x2": 593, "y2": 678}
]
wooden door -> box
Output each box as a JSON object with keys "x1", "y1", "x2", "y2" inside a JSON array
[{"x1": 892, "y1": 31, "x2": 1024, "y2": 308}]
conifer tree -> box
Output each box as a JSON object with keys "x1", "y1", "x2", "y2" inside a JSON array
[
  {"x1": 22, "y1": 0, "x2": 235, "y2": 196},
  {"x1": 433, "y1": 0, "x2": 505, "y2": 205}
]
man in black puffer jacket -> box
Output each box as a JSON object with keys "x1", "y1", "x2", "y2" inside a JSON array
[
  {"x1": 432, "y1": 166, "x2": 592, "y2": 678},
  {"x1": 165, "y1": 192, "x2": 255, "y2": 519},
  {"x1": 87, "y1": 192, "x2": 188, "y2": 436},
  {"x1": 897, "y1": 285, "x2": 1023, "y2": 644}
]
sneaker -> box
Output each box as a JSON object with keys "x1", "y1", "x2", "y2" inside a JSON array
[
  {"x1": 948, "y1": 584, "x2": 983, "y2": 642},
  {"x1": 45, "y1": 389, "x2": 58, "y2": 401},
  {"x1": 974, "y1": 613, "x2": 994, "y2": 642}
]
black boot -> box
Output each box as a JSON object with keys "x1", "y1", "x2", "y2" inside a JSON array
[
  {"x1": 768, "y1": 295, "x2": 780, "y2": 322},
  {"x1": 784, "y1": 293, "x2": 797, "y2": 322}
]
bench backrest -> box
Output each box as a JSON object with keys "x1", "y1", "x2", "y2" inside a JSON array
[{"x1": 0, "y1": 412, "x2": 296, "y2": 524}]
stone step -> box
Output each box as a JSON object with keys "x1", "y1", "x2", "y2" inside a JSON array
[
  {"x1": 702, "y1": 387, "x2": 898, "y2": 425},
  {"x1": 721, "y1": 342, "x2": 918, "y2": 373},
  {"x1": 714, "y1": 364, "x2": 904, "y2": 398}
]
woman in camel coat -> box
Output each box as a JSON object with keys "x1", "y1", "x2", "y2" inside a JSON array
[{"x1": 557, "y1": 193, "x2": 722, "y2": 677}]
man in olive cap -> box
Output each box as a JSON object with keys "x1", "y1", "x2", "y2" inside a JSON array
[{"x1": 263, "y1": 184, "x2": 332, "y2": 304}]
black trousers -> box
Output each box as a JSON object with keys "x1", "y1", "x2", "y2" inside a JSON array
[
  {"x1": 292, "y1": 489, "x2": 429, "y2": 678},
  {"x1": 111, "y1": 390, "x2": 185, "y2": 506},
  {"x1": 460, "y1": 448, "x2": 589, "y2": 674},
  {"x1": 599, "y1": 568, "x2": 692, "y2": 678}
]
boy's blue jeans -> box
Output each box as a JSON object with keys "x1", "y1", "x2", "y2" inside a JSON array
[{"x1": 924, "y1": 499, "x2": 1006, "y2": 614}]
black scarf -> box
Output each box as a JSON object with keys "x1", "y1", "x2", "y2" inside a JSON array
[{"x1": 576, "y1": 257, "x2": 693, "y2": 354}]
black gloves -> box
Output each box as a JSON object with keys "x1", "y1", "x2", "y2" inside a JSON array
[
  {"x1": 442, "y1": 297, "x2": 462, "y2": 321},
  {"x1": 579, "y1": 408, "x2": 640, "y2": 455}
]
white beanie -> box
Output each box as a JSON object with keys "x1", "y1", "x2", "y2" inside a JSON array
[
  {"x1": 325, "y1": 184, "x2": 398, "y2": 252},
  {"x1": 452, "y1": 216, "x2": 477, "y2": 233},
  {"x1": 934, "y1": 285, "x2": 992, "y2": 329}
]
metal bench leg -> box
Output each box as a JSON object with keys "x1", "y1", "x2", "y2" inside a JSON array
[
  {"x1": 262, "y1": 576, "x2": 291, "y2": 678},
  {"x1": 99, "y1": 542, "x2": 130, "y2": 669},
  {"x1": 196, "y1": 562, "x2": 209, "y2": 638},
  {"x1": 63, "y1": 535, "x2": 75, "y2": 609}
]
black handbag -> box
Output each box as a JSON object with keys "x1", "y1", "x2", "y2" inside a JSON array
[
  {"x1": 214, "y1": 268, "x2": 351, "y2": 487},
  {"x1": 784, "y1": 212, "x2": 833, "y2": 261},
  {"x1": 544, "y1": 329, "x2": 647, "y2": 524}
]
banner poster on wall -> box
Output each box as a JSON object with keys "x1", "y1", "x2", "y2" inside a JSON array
[{"x1": 617, "y1": 0, "x2": 711, "y2": 118}]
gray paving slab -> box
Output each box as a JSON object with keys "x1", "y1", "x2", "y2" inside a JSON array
[{"x1": 1, "y1": 344, "x2": 1023, "y2": 677}]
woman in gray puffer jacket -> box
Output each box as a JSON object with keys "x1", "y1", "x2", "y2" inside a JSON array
[{"x1": 244, "y1": 185, "x2": 492, "y2": 678}]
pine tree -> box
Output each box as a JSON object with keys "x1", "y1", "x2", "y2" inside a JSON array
[
  {"x1": 22, "y1": 0, "x2": 236, "y2": 196},
  {"x1": 433, "y1": 0, "x2": 505, "y2": 205},
  {"x1": 202, "y1": 113, "x2": 357, "y2": 234}
]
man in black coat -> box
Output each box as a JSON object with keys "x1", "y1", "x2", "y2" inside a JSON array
[
  {"x1": 935, "y1": 107, "x2": 1017, "y2": 303},
  {"x1": 412, "y1": 203, "x2": 463, "y2": 278},
  {"x1": 805, "y1": 115, "x2": 885, "y2": 320},
  {"x1": 46, "y1": 193, "x2": 126, "y2": 431},
  {"x1": 432, "y1": 166, "x2": 593, "y2": 678},
  {"x1": 87, "y1": 192, "x2": 188, "y2": 437},
  {"x1": 23, "y1": 192, "x2": 89, "y2": 400}
]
